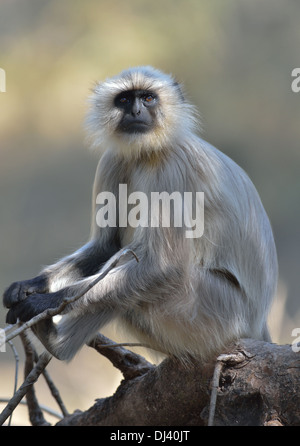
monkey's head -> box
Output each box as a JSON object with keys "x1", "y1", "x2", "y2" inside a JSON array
[{"x1": 86, "y1": 66, "x2": 198, "y2": 157}]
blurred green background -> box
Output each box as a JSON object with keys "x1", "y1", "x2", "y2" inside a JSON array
[{"x1": 0, "y1": 0, "x2": 299, "y2": 424}]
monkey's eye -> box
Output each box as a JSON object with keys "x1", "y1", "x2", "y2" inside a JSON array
[
  {"x1": 119, "y1": 97, "x2": 130, "y2": 104},
  {"x1": 144, "y1": 95, "x2": 155, "y2": 103}
]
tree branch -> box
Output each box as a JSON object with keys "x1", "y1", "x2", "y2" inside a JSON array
[
  {"x1": 88, "y1": 333, "x2": 155, "y2": 380},
  {"x1": 56, "y1": 339, "x2": 300, "y2": 426}
]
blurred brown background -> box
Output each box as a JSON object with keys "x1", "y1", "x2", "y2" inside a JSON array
[{"x1": 0, "y1": 0, "x2": 299, "y2": 424}]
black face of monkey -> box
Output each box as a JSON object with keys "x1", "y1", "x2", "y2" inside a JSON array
[{"x1": 114, "y1": 89, "x2": 158, "y2": 134}]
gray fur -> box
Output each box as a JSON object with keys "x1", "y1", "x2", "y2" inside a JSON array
[{"x1": 6, "y1": 66, "x2": 278, "y2": 361}]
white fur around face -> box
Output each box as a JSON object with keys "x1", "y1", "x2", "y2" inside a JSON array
[{"x1": 85, "y1": 66, "x2": 199, "y2": 158}]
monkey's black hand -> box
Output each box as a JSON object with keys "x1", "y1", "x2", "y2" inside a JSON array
[
  {"x1": 5, "y1": 292, "x2": 62, "y2": 324},
  {"x1": 3, "y1": 275, "x2": 49, "y2": 309}
]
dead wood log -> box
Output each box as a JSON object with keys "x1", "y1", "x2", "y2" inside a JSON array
[{"x1": 56, "y1": 338, "x2": 300, "y2": 426}]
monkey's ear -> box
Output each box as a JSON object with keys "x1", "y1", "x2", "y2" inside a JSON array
[{"x1": 172, "y1": 81, "x2": 185, "y2": 102}]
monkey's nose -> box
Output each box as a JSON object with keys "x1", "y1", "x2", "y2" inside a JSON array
[{"x1": 131, "y1": 99, "x2": 141, "y2": 117}]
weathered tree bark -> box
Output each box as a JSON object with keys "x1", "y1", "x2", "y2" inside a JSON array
[{"x1": 56, "y1": 338, "x2": 300, "y2": 426}]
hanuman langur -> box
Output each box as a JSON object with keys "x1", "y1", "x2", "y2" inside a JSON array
[{"x1": 3, "y1": 66, "x2": 278, "y2": 362}]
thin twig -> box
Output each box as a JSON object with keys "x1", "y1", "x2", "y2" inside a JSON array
[
  {"x1": 99, "y1": 342, "x2": 151, "y2": 349},
  {"x1": 6, "y1": 341, "x2": 19, "y2": 427},
  {"x1": 208, "y1": 353, "x2": 245, "y2": 426},
  {"x1": 0, "y1": 352, "x2": 52, "y2": 426},
  {"x1": 0, "y1": 399, "x2": 63, "y2": 421},
  {"x1": 3, "y1": 324, "x2": 14, "y2": 334},
  {"x1": 208, "y1": 359, "x2": 223, "y2": 426},
  {"x1": 41, "y1": 368, "x2": 69, "y2": 417},
  {"x1": 20, "y1": 332, "x2": 51, "y2": 426}
]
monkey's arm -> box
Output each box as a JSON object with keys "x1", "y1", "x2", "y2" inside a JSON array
[
  {"x1": 5, "y1": 232, "x2": 185, "y2": 324},
  {"x1": 3, "y1": 235, "x2": 118, "y2": 313}
]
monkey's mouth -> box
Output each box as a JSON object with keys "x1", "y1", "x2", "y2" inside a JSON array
[{"x1": 121, "y1": 121, "x2": 151, "y2": 134}]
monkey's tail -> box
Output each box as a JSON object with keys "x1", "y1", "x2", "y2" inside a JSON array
[{"x1": 32, "y1": 310, "x2": 114, "y2": 361}]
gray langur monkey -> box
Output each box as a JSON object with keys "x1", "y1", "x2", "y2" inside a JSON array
[{"x1": 3, "y1": 66, "x2": 278, "y2": 362}]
